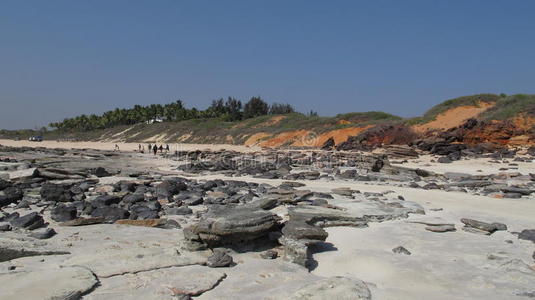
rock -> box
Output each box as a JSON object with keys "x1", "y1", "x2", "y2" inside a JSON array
[
  {"x1": 166, "y1": 206, "x2": 193, "y2": 215},
  {"x1": 51, "y1": 204, "x2": 77, "y2": 222},
  {"x1": 500, "y1": 186, "x2": 534, "y2": 195},
  {"x1": 247, "y1": 197, "x2": 278, "y2": 210},
  {"x1": 40, "y1": 183, "x2": 72, "y2": 202},
  {"x1": 91, "y1": 207, "x2": 130, "y2": 221},
  {"x1": 0, "y1": 224, "x2": 11, "y2": 231},
  {"x1": 437, "y1": 156, "x2": 452, "y2": 164},
  {"x1": 0, "y1": 235, "x2": 70, "y2": 262},
  {"x1": 156, "y1": 180, "x2": 187, "y2": 199},
  {"x1": 518, "y1": 229, "x2": 535, "y2": 243},
  {"x1": 95, "y1": 166, "x2": 111, "y2": 177},
  {"x1": 10, "y1": 212, "x2": 45, "y2": 230},
  {"x1": 460, "y1": 218, "x2": 507, "y2": 234},
  {"x1": 0, "y1": 186, "x2": 23, "y2": 207},
  {"x1": 122, "y1": 193, "x2": 145, "y2": 204},
  {"x1": 92, "y1": 194, "x2": 121, "y2": 207},
  {"x1": 260, "y1": 250, "x2": 278, "y2": 259},
  {"x1": 115, "y1": 219, "x2": 168, "y2": 227},
  {"x1": 184, "y1": 205, "x2": 281, "y2": 248},
  {"x1": 29, "y1": 228, "x2": 56, "y2": 239},
  {"x1": 0, "y1": 267, "x2": 97, "y2": 299},
  {"x1": 282, "y1": 220, "x2": 328, "y2": 241},
  {"x1": 331, "y1": 187, "x2": 354, "y2": 197},
  {"x1": 290, "y1": 276, "x2": 372, "y2": 300},
  {"x1": 425, "y1": 224, "x2": 456, "y2": 232},
  {"x1": 0, "y1": 178, "x2": 12, "y2": 191},
  {"x1": 83, "y1": 265, "x2": 225, "y2": 299},
  {"x1": 392, "y1": 246, "x2": 411, "y2": 255},
  {"x1": 339, "y1": 169, "x2": 357, "y2": 179},
  {"x1": 321, "y1": 137, "x2": 335, "y2": 150},
  {"x1": 59, "y1": 217, "x2": 106, "y2": 226},
  {"x1": 207, "y1": 250, "x2": 234, "y2": 268}
]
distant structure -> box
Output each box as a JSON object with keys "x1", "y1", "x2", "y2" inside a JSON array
[{"x1": 146, "y1": 118, "x2": 164, "y2": 124}]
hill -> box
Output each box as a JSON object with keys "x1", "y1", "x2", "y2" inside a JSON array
[{"x1": 1, "y1": 93, "x2": 534, "y2": 148}]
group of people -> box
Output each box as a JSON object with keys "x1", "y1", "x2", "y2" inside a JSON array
[{"x1": 140, "y1": 143, "x2": 170, "y2": 155}]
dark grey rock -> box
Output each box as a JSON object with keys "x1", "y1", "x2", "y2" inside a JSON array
[
  {"x1": 0, "y1": 187, "x2": 23, "y2": 207},
  {"x1": 95, "y1": 167, "x2": 111, "y2": 177},
  {"x1": 392, "y1": 246, "x2": 411, "y2": 255},
  {"x1": 461, "y1": 218, "x2": 507, "y2": 234},
  {"x1": 184, "y1": 205, "x2": 281, "y2": 248},
  {"x1": 156, "y1": 180, "x2": 187, "y2": 199},
  {"x1": 122, "y1": 193, "x2": 145, "y2": 204},
  {"x1": 51, "y1": 205, "x2": 77, "y2": 222},
  {"x1": 93, "y1": 195, "x2": 121, "y2": 207},
  {"x1": 10, "y1": 212, "x2": 45, "y2": 230},
  {"x1": 166, "y1": 206, "x2": 193, "y2": 215},
  {"x1": 0, "y1": 224, "x2": 11, "y2": 231},
  {"x1": 207, "y1": 250, "x2": 233, "y2": 268},
  {"x1": 40, "y1": 183, "x2": 72, "y2": 202},
  {"x1": 30, "y1": 228, "x2": 56, "y2": 239},
  {"x1": 260, "y1": 250, "x2": 278, "y2": 259},
  {"x1": 519, "y1": 229, "x2": 535, "y2": 243},
  {"x1": 90, "y1": 207, "x2": 129, "y2": 221}
]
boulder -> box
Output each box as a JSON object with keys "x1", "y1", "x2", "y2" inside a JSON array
[
  {"x1": 321, "y1": 137, "x2": 335, "y2": 150},
  {"x1": 0, "y1": 186, "x2": 23, "y2": 207},
  {"x1": 207, "y1": 250, "x2": 234, "y2": 268},
  {"x1": 92, "y1": 194, "x2": 121, "y2": 207},
  {"x1": 10, "y1": 212, "x2": 45, "y2": 230},
  {"x1": 518, "y1": 229, "x2": 535, "y2": 243},
  {"x1": 166, "y1": 206, "x2": 193, "y2": 215},
  {"x1": 51, "y1": 204, "x2": 77, "y2": 222},
  {"x1": 40, "y1": 183, "x2": 72, "y2": 202},
  {"x1": 95, "y1": 167, "x2": 111, "y2": 177},
  {"x1": 91, "y1": 207, "x2": 130, "y2": 221},
  {"x1": 184, "y1": 205, "x2": 281, "y2": 248},
  {"x1": 461, "y1": 218, "x2": 507, "y2": 234},
  {"x1": 29, "y1": 228, "x2": 56, "y2": 239},
  {"x1": 156, "y1": 180, "x2": 187, "y2": 199}
]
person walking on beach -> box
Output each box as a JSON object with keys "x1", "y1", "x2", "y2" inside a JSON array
[
  {"x1": 148, "y1": 144, "x2": 152, "y2": 152},
  {"x1": 159, "y1": 145, "x2": 164, "y2": 153},
  {"x1": 138, "y1": 144, "x2": 141, "y2": 151},
  {"x1": 153, "y1": 145, "x2": 158, "y2": 155},
  {"x1": 165, "y1": 144, "x2": 170, "y2": 152},
  {"x1": 114, "y1": 144, "x2": 119, "y2": 151}
]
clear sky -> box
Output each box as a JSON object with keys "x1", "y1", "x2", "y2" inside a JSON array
[{"x1": 1, "y1": 1, "x2": 534, "y2": 129}]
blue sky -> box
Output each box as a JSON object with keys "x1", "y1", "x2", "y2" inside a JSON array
[{"x1": 1, "y1": 1, "x2": 534, "y2": 129}]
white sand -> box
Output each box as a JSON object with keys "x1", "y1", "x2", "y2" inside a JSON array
[
  {"x1": 395, "y1": 154, "x2": 535, "y2": 175},
  {"x1": 0, "y1": 139, "x2": 259, "y2": 153}
]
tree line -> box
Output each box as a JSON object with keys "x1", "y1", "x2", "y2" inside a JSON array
[{"x1": 49, "y1": 96, "x2": 296, "y2": 131}]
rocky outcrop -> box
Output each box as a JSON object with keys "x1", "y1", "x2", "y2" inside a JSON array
[
  {"x1": 184, "y1": 205, "x2": 281, "y2": 249},
  {"x1": 337, "y1": 123, "x2": 418, "y2": 151}
]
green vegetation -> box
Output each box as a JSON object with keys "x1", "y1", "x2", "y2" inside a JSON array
[
  {"x1": 49, "y1": 97, "x2": 295, "y2": 132},
  {"x1": 479, "y1": 94, "x2": 535, "y2": 120}
]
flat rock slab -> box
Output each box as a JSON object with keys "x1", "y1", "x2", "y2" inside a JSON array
[
  {"x1": 290, "y1": 276, "x2": 372, "y2": 300},
  {"x1": 198, "y1": 258, "x2": 321, "y2": 300},
  {"x1": 61, "y1": 247, "x2": 206, "y2": 278},
  {"x1": 425, "y1": 225, "x2": 456, "y2": 232},
  {"x1": 0, "y1": 266, "x2": 97, "y2": 300},
  {"x1": 0, "y1": 234, "x2": 70, "y2": 262},
  {"x1": 85, "y1": 265, "x2": 226, "y2": 300}
]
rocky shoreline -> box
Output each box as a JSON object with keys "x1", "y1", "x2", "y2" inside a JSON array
[{"x1": 0, "y1": 144, "x2": 534, "y2": 299}]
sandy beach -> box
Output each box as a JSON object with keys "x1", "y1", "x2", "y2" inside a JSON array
[{"x1": 0, "y1": 139, "x2": 259, "y2": 153}]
